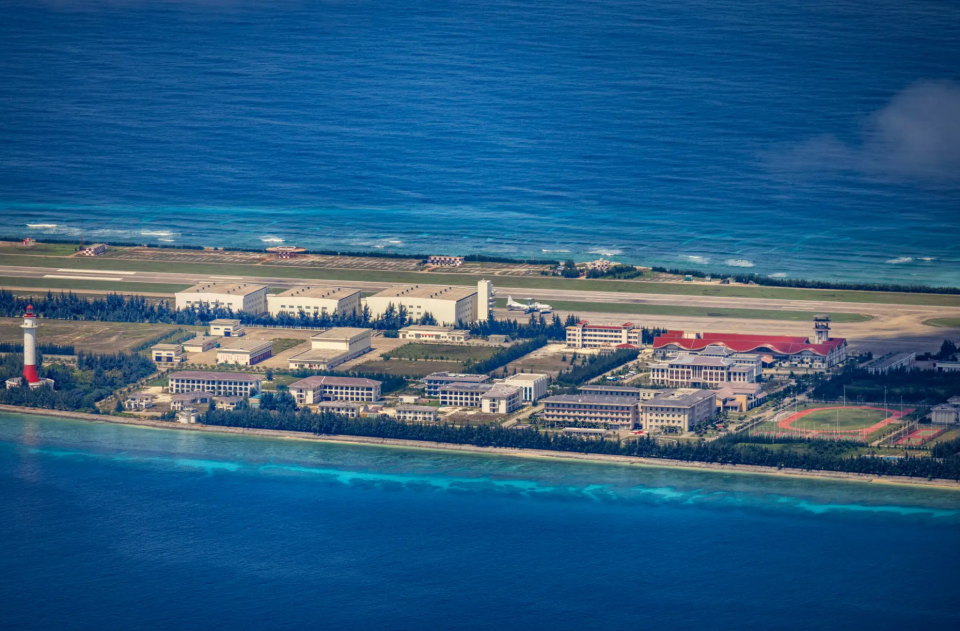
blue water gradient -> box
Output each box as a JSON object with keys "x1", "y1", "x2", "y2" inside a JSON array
[
  {"x1": 2, "y1": 412, "x2": 960, "y2": 629},
  {"x1": 1, "y1": 0, "x2": 959, "y2": 285}
]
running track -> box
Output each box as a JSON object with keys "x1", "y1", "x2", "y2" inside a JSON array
[{"x1": 777, "y1": 406, "x2": 914, "y2": 439}]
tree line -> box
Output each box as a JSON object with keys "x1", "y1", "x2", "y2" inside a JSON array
[
  {"x1": 555, "y1": 348, "x2": 640, "y2": 386},
  {"x1": 197, "y1": 406, "x2": 960, "y2": 481},
  {"x1": 466, "y1": 336, "x2": 547, "y2": 374},
  {"x1": 0, "y1": 350, "x2": 155, "y2": 413},
  {"x1": 0, "y1": 342, "x2": 76, "y2": 355},
  {"x1": 812, "y1": 363, "x2": 960, "y2": 405}
]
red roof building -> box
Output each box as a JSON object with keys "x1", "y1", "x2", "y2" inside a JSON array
[{"x1": 653, "y1": 327, "x2": 846, "y2": 369}]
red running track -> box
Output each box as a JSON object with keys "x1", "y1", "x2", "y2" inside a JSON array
[{"x1": 777, "y1": 406, "x2": 913, "y2": 439}]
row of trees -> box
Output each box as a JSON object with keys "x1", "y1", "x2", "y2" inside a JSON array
[
  {"x1": 467, "y1": 336, "x2": 547, "y2": 374},
  {"x1": 585, "y1": 264, "x2": 645, "y2": 280},
  {"x1": 197, "y1": 406, "x2": 960, "y2": 480},
  {"x1": 469, "y1": 313, "x2": 573, "y2": 341},
  {"x1": 0, "y1": 350, "x2": 156, "y2": 412},
  {"x1": 811, "y1": 362, "x2": 960, "y2": 404},
  {"x1": 0, "y1": 342, "x2": 76, "y2": 355},
  {"x1": 555, "y1": 348, "x2": 640, "y2": 386}
]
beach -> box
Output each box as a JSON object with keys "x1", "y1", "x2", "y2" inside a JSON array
[{"x1": 4, "y1": 404, "x2": 957, "y2": 491}]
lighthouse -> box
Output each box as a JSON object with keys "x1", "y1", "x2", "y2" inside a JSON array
[{"x1": 22, "y1": 304, "x2": 40, "y2": 383}]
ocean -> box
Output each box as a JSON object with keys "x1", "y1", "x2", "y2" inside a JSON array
[
  {"x1": 1, "y1": 0, "x2": 959, "y2": 286},
  {"x1": 1, "y1": 412, "x2": 959, "y2": 629}
]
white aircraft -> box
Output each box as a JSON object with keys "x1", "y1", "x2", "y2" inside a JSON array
[
  {"x1": 506, "y1": 296, "x2": 535, "y2": 312},
  {"x1": 506, "y1": 296, "x2": 553, "y2": 314}
]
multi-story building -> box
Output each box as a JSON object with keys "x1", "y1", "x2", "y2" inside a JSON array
[
  {"x1": 215, "y1": 396, "x2": 243, "y2": 411},
  {"x1": 565, "y1": 321, "x2": 642, "y2": 349},
  {"x1": 170, "y1": 391, "x2": 212, "y2": 411},
  {"x1": 503, "y1": 373, "x2": 550, "y2": 402},
  {"x1": 396, "y1": 405, "x2": 439, "y2": 423},
  {"x1": 267, "y1": 286, "x2": 362, "y2": 319},
  {"x1": 317, "y1": 401, "x2": 366, "y2": 418},
  {"x1": 639, "y1": 390, "x2": 716, "y2": 432},
  {"x1": 540, "y1": 394, "x2": 639, "y2": 429},
  {"x1": 167, "y1": 371, "x2": 262, "y2": 397},
  {"x1": 176, "y1": 283, "x2": 268, "y2": 315},
  {"x1": 151, "y1": 343, "x2": 185, "y2": 363},
  {"x1": 862, "y1": 352, "x2": 916, "y2": 374},
  {"x1": 424, "y1": 372, "x2": 489, "y2": 397},
  {"x1": 649, "y1": 354, "x2": 757, "y2": 388},
  {"x1": 399, "y1": 325, "x2": 471, "y2": 342},
  {"x1": 288, "y1": 375, "x2": 382, "y2": 405},
  {"x1": 364, "y1": 280, "x2": 494, "y2": 325},
  {"x1": 216, "y1": 339, "x2": 272, "y2": 366},
  {"x1": 288, "y1": 327, "x2": 373, "y2": 370},
  {"x1": 438, "y1": 383, "x2": 493, "y2": 408},
  {"x1": 713, "y1": 383, "x2": 767, "y2": 412},
  {"x1": 480, "y1": 384, "x2": 523, "y2": 414}
]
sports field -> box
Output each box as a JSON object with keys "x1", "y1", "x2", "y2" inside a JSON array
[{"x1": 753, "y1": 405, "x2": 912, "y2": 442}]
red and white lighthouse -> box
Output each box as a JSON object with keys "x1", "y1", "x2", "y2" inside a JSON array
[{"x1": 21, "y1": 305, "x2": 40, "y2": 384}]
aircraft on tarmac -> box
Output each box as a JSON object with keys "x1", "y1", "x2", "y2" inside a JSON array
[{"x1": 506, "y1": 296, "x2": 553, "y2": 314}]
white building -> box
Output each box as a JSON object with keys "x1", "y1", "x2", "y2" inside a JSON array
[
  {"x1": 267, "y1": 286, "x2": 361, "y2": 318},
  {"x1": 151, "y1": 343, "x2": 185, "y2": 363},
  {"x1": 288, "y1": 375, "x2": 382, "y2": 405},
  {"x1": 639, "y1": 390, "x2": 717, "y2": 433},
  {"x1": 396, "y1": 405, "x2": 439, "y2": 423},
  {"x1": 183, "y1": 336, "x2": 218, "y2": 353},
  {"x1": 209, "y1": 319, "x2": 245, "y2": 337},
  {"x1": 216, "y1": 339, "x2": 272, "y2": 366},
  {"x1": 480, "y1": 384, "x2": 523, "y2": 414},
  {"x1": 931, "y1": 397, "x2": 960, "y2": 424},
  {"x1": 438, "y1": 383, "x2": 493, "y2": 408},
  {"x1": 935, "y1": 360, "x2": 960, "y2": 373},
  {"x1": 424, "y1": 372, "x2": 489, "y2": 396},
  {"x1": 399, "y1": 325, "x2": 471, "y2": 342},
  {"x1": 317, "y1": 401, "x2": 366, "y2": 418},
  {"x1": 364, "y1": 280, "x2": 494, "y2": 325},
  {"x1": 565, "y1": 321, "x2": 642, "y2": 349},
  {"x1": 288, "y1": 327, "x2": 373, "y2": 370},
  {"x1": 176, "y1": 283, "x2": 268, "y2": 315},
  {"x1": 862, "y1": 352, "x2": 916, "y2": 374},
  {"x1": 167, "y1": 371, "x2": 262, "y2": 397},
  {"x1": 649, "y1": 354, "x2": 757, "y2": 388},
  {"x1": 503, "y1": 373, "x2": 550, "y2": 402}
]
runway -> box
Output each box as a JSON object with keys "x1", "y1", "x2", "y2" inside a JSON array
[{"x1": 2, "y1": 264, "x2": 959, "y2": 354}]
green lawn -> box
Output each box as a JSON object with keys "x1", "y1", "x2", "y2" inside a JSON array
[
  {"x1": 383, "y1": 343, "x2": 498, "y2": 362},
  {"x1": 353, "y1": 359, "x2": 464, "y2": 377},
  {"x1": 267, "y1": 338, "x2": 307, "y2": 354},
  {"x1": 4, "y1": 251, "x2": 960, "y2": 306},
  {"x1": 0, "y1": 276, "x2": 189, "y2": 294},
  {"x1": 0, "y1": 242, "x2": 81, "y2": 256},
  {"x1": 796, "y1": 408, "x2": 892, "y2": 431},
  {"x1": 924, "y1": 318, "x2": 960, "y2": 328},
  {"x1": 495, "y1": 298, "x2": 872, "y2": 323}
]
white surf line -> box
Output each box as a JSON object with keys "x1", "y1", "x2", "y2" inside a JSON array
[
  {"x1": 57, "y1": 268, "x2": 137, "y2": 275},
  {"x1": 44, "y1": 274, "x2": 125, "y2": 282}
]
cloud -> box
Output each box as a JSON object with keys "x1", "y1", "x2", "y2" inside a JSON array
[{"x1": 771, "y1": 80, "x2": 960, "y2": 186}]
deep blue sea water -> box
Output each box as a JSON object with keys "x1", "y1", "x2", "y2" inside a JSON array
[
  {"x1": 2, "y1": 412, "x2": 960, "y2": 629},
  {"x1": 1, "y1": 0, "x2": 959, "y2": 285}
]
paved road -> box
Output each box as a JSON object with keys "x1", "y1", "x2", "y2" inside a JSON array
[{"x1": 3, "y1": 263, "x2": 959, "y2": 354}]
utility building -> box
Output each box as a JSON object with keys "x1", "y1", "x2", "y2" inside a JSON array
[
  {"x1": 267, "y1": 286, "x2": 361, "y2": 318},
  {"x1": 176, "y1": 283, "x2": 268, "y2": 315},
  {"x1": 364, "y1": 280, "x2": 494, "y2": 325}
]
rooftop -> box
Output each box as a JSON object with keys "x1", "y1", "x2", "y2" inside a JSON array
[
  {"x1": 425, "y1": 372, "x2": 489, "y2": 383},
  {"x1": 641, "y1": 390, "x2": 716, "y2": 407},
  {"x1": 169, "y1": 371, "x2": 262, "y2": 382},
  {"x1": 317, "y1": 401, "x2": 363, "y2": 408},
  {"x1": 655, "y1": 330, "x2": 846, "y2": 356},
  {"x1": 481, "y1": 384, "x2": 522, "y2": 399},
  {"x1": 274, "y1": 286, "x2": 361, "y2": 300},
  {"x1": 400, "y1": 324, "x2": 458, "y2": 332},
  {"x1": 504, "y1": 373, "x2": 550, "y2": 383},
  {"x1": 579, "y1": 385, "x2": 643, "y2": 394},
  {"x1": 289, "y1": 348, "x2": 352, "y2": 363},
  {"x1": 289, "y1": 375, "x2": 381, "y2": 389},
  {"x1": 439, "y1": 383, "x2": 494, "y2": 393},
  {"x1": 311, "y1": 327, "x2": 372, "y2": 340},
  {"x1": 209, "y1": 319, "x2": 241, "y2": 325},
  {"x1": 370, "y1": 284, "x2": 477, "y2": 301},
  {"x1": 151, "y1": 343, "x2": 182, "y2": 351},
  {"x1": 397, "y1": 405, "x2": 438, "y2": 412},
  {"x1": 861, "y1": 352, "x2": 917, "y2": 371},
  {"x1": 218, "y1": 339, "x2": 272, "y2": 353},
  {"x1": 181, "y1": 284, "x2": 266, "y2": 297},
  {"x1": 543, "y1": 394, "x2": 639, "y2": 405}
]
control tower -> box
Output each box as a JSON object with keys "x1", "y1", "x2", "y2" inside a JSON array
[{"x1": 813, "y1": 314, "x2": 831, "y2": 344}]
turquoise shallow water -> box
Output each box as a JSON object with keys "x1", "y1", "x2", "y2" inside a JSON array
[
  {"x1": 2, "y1": 412, "x2": 960, "y2": 629},
  {"x1": 0, "y1": 0, "x2": 959, "y2": 285}
]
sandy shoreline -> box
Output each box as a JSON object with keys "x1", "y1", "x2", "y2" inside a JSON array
[{"x1": 2, "y1": 404, "x2": 959, "y2": 490}]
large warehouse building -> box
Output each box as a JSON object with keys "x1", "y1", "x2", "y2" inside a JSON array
[
  {"x1": 267, "y1": 286, "x2": 362, "y2": 318},
  {"x1": 364, "y1": 280, "x2": 494, "y2": 325},
  {"x1": 175, "y1": 283, "x2": 268, "y2": 315}
]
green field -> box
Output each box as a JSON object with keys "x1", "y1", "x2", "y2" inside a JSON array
[
  {"x1": 383, "y1": 343, "x2": 497, "y2": 362},
  {"x1": 0, "y1": 317, "x2": 185, "y2": 353},
  {"x1": 353, "y1": 359, "x2": 464, "y2": 377},
  {"x1": 924, "y1": 318, "x2": 960, "y2": 328},
  {"x1": 496, "y1": 298, "x2": 872, "y2": 323},
  {"x1": 4, "y1": 251, "x2": 960, "y2": 307},
  {"x1": 0, "y1": 276, "x2": 189, "y2": 294},
  {"x1": 794, "y1": 408, "x2": 891, "y2": 431},
  {"x1": 267, "y1": 338, "x2": 307, "y2": 354},
  {"x1": 0, "y1": 243, "x2": 80, "y2": 256}
]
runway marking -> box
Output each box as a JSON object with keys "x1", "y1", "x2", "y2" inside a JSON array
[
  {"x1": 44, "y1": 274, "x2": 125, "y2": 282},
  {"x1": 57, "y1": 269, "x2": 137, "y2": 275},
  {"x1": 209, "y1": 275, "x2": 244, "y2": 279}
]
